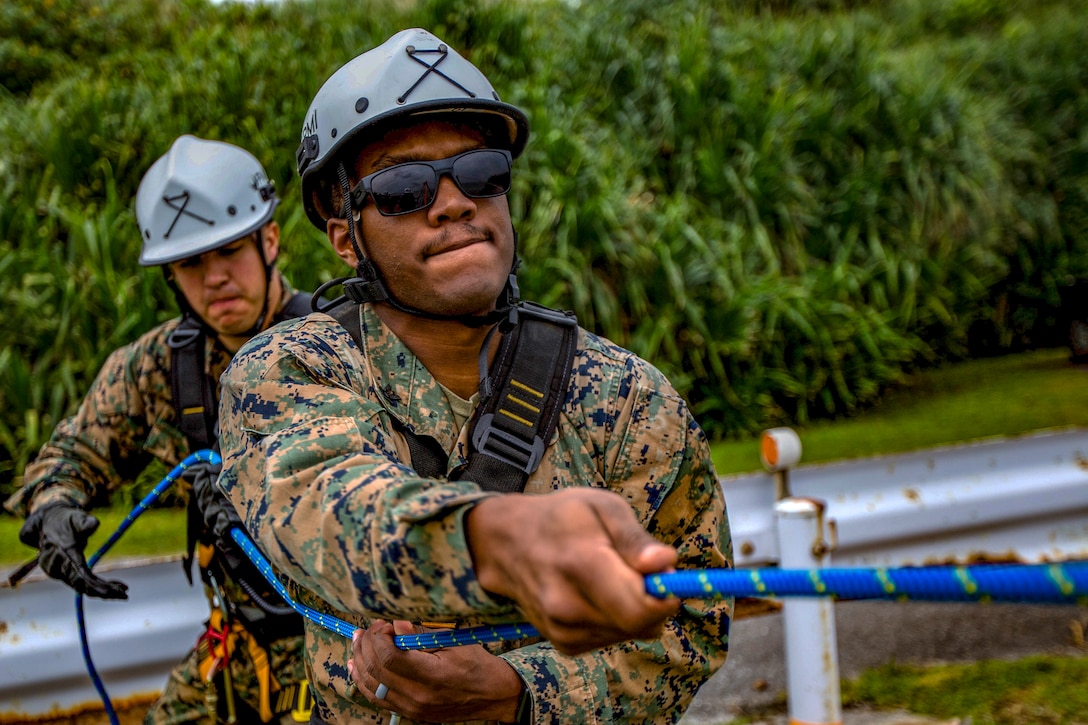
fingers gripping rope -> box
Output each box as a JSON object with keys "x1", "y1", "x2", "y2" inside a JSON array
[{"x1": 229, "y1": 525, "x2": 1088, "y2": 652}]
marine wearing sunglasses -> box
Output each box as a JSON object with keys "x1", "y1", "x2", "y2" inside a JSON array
[{"x1": 349, "y1": 148, "x2": 513, "y2": 217}]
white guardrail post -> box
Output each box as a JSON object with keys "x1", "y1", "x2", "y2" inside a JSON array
[
  {"x1": 775, "y1": 497, "x2": 842, "y2": 725},
  {"x1": 763, "y1": 427, "x2": 843, "y2": 725}
]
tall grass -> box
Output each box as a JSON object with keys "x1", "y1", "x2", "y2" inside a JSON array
[{"x1": 1, "y1": 0, "x2": 1086, "y2": 502}]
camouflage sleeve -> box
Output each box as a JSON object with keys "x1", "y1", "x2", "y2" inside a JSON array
[
  {"x1": 6, "y1": 335, "x2": 171, "y2": 518},
  {"x1": 217, "y1": 316, "x2": 513, "y2": 622},
  {"x1": 499, "y1": 367, "x2": 733, "y2": 723}
]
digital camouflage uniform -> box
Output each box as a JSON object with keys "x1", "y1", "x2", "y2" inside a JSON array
[
  {"x1": 6, "y1": 276, "x2": 310, "y2": 725},
  {"x1": 217, "y1": 302, "x2": 734, "y2": 725}
]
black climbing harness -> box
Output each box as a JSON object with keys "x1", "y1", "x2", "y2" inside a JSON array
[{"x1": 327, "y1": 299, "x2": 578, "y2": 492}]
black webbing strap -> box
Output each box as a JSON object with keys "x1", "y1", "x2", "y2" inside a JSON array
[
  {"x1": 327, "y1": 301, "x2": 578, "y2": 492},
  {"x1": 328, "y1": 301, "x2": 363, "y2": 349},
  {"x1": 170, "y1": 292, "x2": 313, "y2": 451},
  {"x1": 459, "y1": 302, "x2": 577, "y2": 492},
  {"x1": 398, "y1": 426, "x2": 447, "y2": 478},
  {"x1": 282, "y1": 291, "x2": 313, "y2": 318},
  {"x1": 168, "y1": 316, "x2": 216, "y2": 451}
]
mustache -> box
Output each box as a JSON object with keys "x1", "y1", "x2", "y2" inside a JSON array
[{"x1": 421, "y1": 224, "x2": 491, "y2": 258}]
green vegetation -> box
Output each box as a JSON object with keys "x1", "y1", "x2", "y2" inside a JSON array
[
  {"x1": 3, "y1": 0, "x2": 1088, "y2": 502},
  {"x1": 726, "y1": 653, "x2": 1088, "y2": 725},
  {"x1": 3, "y1": 4, "x2": 1085, "y2": 721},
  {"x1": 713, "y1": 346, "x2": 1088, "y2": 474},
  {"x1": 842, "y1": 654, "x2": 1088, "y2": 724}
]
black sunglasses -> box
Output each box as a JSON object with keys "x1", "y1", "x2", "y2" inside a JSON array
[{"x1": 349, "y1": 148, "x2": 513, "y2": 217}]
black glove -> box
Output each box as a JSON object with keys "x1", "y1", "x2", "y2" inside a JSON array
[
  {"x1": 188, "y1": 459, "x2": 242, "y2": 541},
  {"x1": 18, "y1": 502, "x2": 129, "y2": 600},
  {"x1": 186, "y1": 460, "x2": 251, "y2": 576}
]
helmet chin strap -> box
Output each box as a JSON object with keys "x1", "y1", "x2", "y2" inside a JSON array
[
  {"x1": 242, "y1": 226, "x2": 276, "y2": 338},
  {"x1": 333, "y1": 161, "x2": 521, "y2": 329}
]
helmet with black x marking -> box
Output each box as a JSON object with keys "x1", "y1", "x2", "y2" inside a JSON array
[
  {"x1": 295, "y1": 27, "x2": 530, "y2": 230},
  {"x1": 136, "y1": 135, "x2": 279, "y2": 266}
]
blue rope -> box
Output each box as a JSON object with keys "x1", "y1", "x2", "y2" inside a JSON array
[
  {"x1": 78, "y1": 450, "x2": 220, "y2": 725},
  {"x1": 230, "y1": 525, "x2": 1088, "y2": 652},
  {"x1": 645, "y1": 563, "x2": 1088, "y2": 604}
]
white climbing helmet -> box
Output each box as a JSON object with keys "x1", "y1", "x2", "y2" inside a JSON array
[
  {"x1": 296, "y1": 27, "x2": 530, "y2": 229},
  {"x1": 136, "y1": 134, "x2": 278, "y2": 266}
]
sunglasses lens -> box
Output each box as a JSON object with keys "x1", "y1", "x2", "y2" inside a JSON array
[
  {"x1": 453, "y1": 151, "x2": 511, "y2": 198},
  {"x1": 370, "y1": 164, "x2": 436, "y2": 215},
  {"x1": 364, "y1": 150, "x2": 512, "y2": 215}
]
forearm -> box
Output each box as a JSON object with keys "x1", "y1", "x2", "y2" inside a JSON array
[
  {"x1": 8, "y1": 421, "x2": 116, "y2": 517},
  {"x1": 492, "y1": 495, "x2": 733, "y2": 723},
  {"x1": 9, "y1": 342, "x2": 163, "y2": 519}
]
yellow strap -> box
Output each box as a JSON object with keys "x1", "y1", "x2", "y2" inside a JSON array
[
  {"x1": 242, "y1": 628, "x2": 278, "y2": 722},
  {"x1": 199, "y1": 610, "x2": 297, "y2": 723},
  {"x1": 198, "y1": 542, "x2": 216, "y2": 569},
  {"x1": 290, "y1": 681, "x2": 312, "y2": 723}
]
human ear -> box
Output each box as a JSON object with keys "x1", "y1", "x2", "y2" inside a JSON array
[
  {"x1": 327, "y1": 217, "x2": 360, "y2": 269},
  {"x1": 261, "y1": 221, "x2": 281, "y2": 263}
]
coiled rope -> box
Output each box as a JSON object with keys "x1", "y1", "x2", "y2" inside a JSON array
[
  {"x1": 229, "y1": 526, "x2": 1088, "y2": 651},
  {"x1": 79, "y1": 450, "x2": 220, "y2": 725}
]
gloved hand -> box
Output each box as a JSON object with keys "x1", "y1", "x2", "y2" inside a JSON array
[
  {"x1": 18, "y1": 502, "x2": 129, "y2": 599},
  {"x1": 186, "y1": 459, "x2": 251, "y2": 576},
  {"x1": 187, "y1": 459, "x2": 242, "y2": 541}
]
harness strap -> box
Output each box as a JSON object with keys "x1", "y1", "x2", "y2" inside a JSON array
[
  {"x1": 276, "y1": 681, "x2": 312, "y2": 722},
  {"x1": 243, "y1": 624, "x2": 279, "y2": 721},
  {"x1": 171, "y1": 291, "x2": 313, "y2": 451},
  {"x1": 175, "y1": 292, "x2": 314, "y2": 629},
  {"x1": 327, "y1": 301, "x2": 578, "y2": 493},
  {"x1": 198, "y1": 607, "x2": 302, "y2": 722},
  {"x1": 168, "y1": 316, "x2": 216, "y2": 451},
  {"x1": 282, "y1": 291, "x2": 314, "y2": 318},
  {"x1": 458, "y1": 302, "x2": 577, "y2": 492},
  {"x1": 198, "y1": 608, "x2": 236, "y2": 682},
  {"x1": 394, "y1": 419, "x2": 448, "y2": 479}
]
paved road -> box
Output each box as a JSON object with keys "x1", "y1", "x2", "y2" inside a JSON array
[{"x1": 681, "y1": 598, "x2": 1086, "y2": 724}]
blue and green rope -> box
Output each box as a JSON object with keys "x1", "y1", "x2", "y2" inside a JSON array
[
  {"x1": 72, "y1": 446, "x2": 1088, "y2": 725},
  {"x1": 230, "y1": 526, "x2": 1088, "y2": 652}
]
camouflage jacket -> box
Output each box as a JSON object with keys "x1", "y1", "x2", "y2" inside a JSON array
[
  {"x1": 7, "y1": 278, "x2": 312, "y2": 644},
  {"x1": 217, "y1": 302, "x2": 734, "y2": 724},
  {"x1": 7, "y1": 275, "x2": 304, "y2": 517}
]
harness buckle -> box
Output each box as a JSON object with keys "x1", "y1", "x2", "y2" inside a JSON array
[
  {"x1": 516, "y1": 301, "x2": 577, "y2": 328},
  {"x1": 167, "y1": 318, "x2": 202, "y2": 349},
  {"x1": 471, "y1": 413, "x2": 546, "y2": 474}
]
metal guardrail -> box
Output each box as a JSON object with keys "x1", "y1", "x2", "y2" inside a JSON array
[
  {"x1": 725, "y1": 426, "x2": 1088, "y2": 568},
  {"x1": 3, "y1": 427, "x2": 1087, "y2": 719},
  {"x1": 0, "y1": 557, "x2": 207, "y2": 719}
]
